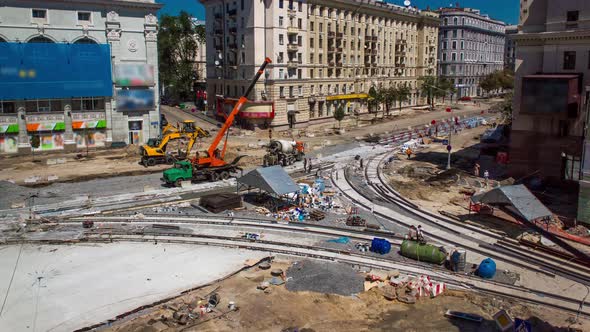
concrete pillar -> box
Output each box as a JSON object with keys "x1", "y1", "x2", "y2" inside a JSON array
[
  {"x1": 104, "y1": 97, "x2": 113, "y2": 145},
  {"x1": 63, "y1": 101, "x2": 76, "y2": 152},
  {"x1": 16, "y1": 105, "x2": 31, "y2": 154},
  {"x1": 145, "y1": 21, "x2": 160, "y2": 141}
]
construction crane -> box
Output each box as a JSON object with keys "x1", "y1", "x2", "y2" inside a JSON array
[{"x1": 162, "y1": 57, "x2": 271, "y2": 186}]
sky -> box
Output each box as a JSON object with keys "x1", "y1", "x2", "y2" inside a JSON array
[{"x1": 156, "y1": 0, "x2": 520, "y2": 25}]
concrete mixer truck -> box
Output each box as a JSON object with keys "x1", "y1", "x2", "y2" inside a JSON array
[{"x1": 262, "y1": 139, "x2": 305, "y2": 167}]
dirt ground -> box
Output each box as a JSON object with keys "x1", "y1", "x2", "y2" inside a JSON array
[
  {"x1": 384, "y1": 125, "x2": 489, "y2": 216},
  {"x1": 102, "y1": 259, "x2": 587, "y2": 332},
  {"x1": 0, "y1": 101, "x2": 495, "y2": 185}
]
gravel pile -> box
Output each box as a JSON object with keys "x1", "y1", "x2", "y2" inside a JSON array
[{"x1": 285, "y1": 260, "x2": 364, "y2": 296}]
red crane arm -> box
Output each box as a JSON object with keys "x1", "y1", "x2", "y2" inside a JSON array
[{"x1": 197, "y1": 57, "x2": 272, "y2": 166}]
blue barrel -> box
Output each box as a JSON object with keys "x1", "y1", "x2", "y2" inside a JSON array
[
  {"x1": 370, "y1": 238, "x2": 391, "y2": 255},
  {"x1": 477, "y1": 258, "x2": 496, "y2": 279}
]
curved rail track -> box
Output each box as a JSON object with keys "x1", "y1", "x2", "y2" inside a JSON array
[{"x1": 10, "y1": 214, "x2": 590, "y2": 318}]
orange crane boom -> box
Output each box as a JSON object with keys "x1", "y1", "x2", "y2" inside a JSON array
[{"x1": 195, "y1": 57, "x2": 272, "y2": 168}]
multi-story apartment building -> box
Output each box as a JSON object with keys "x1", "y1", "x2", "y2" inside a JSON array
[
  {"x1": 504, "y1": 25, "x2": 518, "y2": 72},
  {"x1": 437, "y1": 7, "x2": 506, "y2": 98},
  {"x1": 0, "y1": 0, "x2": 162, "y2": 155},
  {"x1": 511, "y1": 0, "x2": 590, "y2": 223},
  {"x1": 200, "y1": 0, "x2": 439, "y2": 129}
]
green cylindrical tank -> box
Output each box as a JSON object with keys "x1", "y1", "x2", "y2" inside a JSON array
[{"x1": 400, "y1": 240, "x2": 447, "y2": 265}]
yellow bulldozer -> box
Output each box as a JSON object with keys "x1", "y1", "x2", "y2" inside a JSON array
[{"x1": 140, "y1": 120, "x2": 210, "y2": 167}]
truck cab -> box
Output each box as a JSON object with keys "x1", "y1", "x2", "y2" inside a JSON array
[{"x1": 162, "y1": 160, "x2": 193, "y2": 187}]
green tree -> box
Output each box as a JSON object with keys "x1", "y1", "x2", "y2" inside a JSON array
[
  {"x1": 381, "y1": 87, "x2": 397, "y2": 116},
  {"x1": 30, "y1": 135, "x2": 40, "y2": 161},
  {"x1": 333, "y1": 106, "x2": 345, "y2": 129},
  {"x1": 500, "y1": 91, "x2": 514, "y2": 124},
  {"x1": 418, "y1": 76, "x2": 437, "y2": 109},
  {"x1": 395, "y1": 85, "x2": 411, "y2": 114},
  {"x1": 158, "y1": 12, "x2": 203, "y2": 101},
  {"x1": 368, "y1": 86, "x2": 380, "y2": 120}
]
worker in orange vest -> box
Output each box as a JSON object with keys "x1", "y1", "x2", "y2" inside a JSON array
[{"x1": 405, "y1": 147, "x2": 412, "y2": 159}]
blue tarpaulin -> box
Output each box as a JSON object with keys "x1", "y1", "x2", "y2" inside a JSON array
[{"x1": 0, "y1": 42, "x2": 113, "y2": 99}]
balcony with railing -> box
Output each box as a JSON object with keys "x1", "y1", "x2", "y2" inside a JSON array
[
  {"x1": 287, "y1": 61, "x2": 298, "y2": 69},
  {"x1": 328, "y1": 31, "x2": 336, "y2": 38},
  {"x1": 287, "y1": 43, "x2": 299, "y2": 52},
  {"x1": 365, "y1": 35, "x2": 378, "y2": 41},
  {"x1": 287, "y1": 26, "x2": 298, "y2": 35}
]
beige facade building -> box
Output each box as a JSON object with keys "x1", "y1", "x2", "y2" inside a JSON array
[
  {"x1": 199, "y1": 0, "x2": 439, "y2": 129},
  {"x1": 510, "y1": 0, "x2": 590, "y2": 223}
]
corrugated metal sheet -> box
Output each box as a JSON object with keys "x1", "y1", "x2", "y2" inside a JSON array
[
  {"x1": 471, "y1": 184, "x2": 552, "y2": 222},
  {"x1": 238, "y1": 166, "x2": 299, "y2": 196}
]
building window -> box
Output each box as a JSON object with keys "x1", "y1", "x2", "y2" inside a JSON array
[
  {"x1": 460, "y1": 41, "x2": 464, "y2": 49},
  {"x1": 289, "y1": 86, "x2": 294, "y2": 98},
  {"x1": 452, "y1": 41, "x2": 457, "y2": 49},
  {"x1": 77, "y1": 11, "x2": 91, "y2": 24},
  {"x1": 443, "y1": 31, "x2": 448, "y2": 38},
  {"x1": 319, "y1": 23, "x2": 323, "y2": 32},
  {"x1": 443, "y1": 18, "x2": 448, "y2": 25},
  {"x1": 279, "y1": 16, "x2": 283, "y2": 26},
  {"x1": 278, "y1": 52, "x2": 284, "y2": 63},
  {"x1": 319, "y1": 69, "x2": 323, "y2": 78},
  {"x1": 567, "y1": 10, "x2": 579, "y2": 22},
  {"x1": 453, "y1": 17, "x2": 458, "y2": 25},
  {"x1": 298, "y1": 85, "x2": 303, "y2": 96},
  {"x1": 309, "y1": 38, "x2": 314, "y2": 48},
  {"x1": 460, "y1": 52, "x2": 464, "y2": 61},
  {"x1": 279, "y1": 69, "x2": 284, "y2": 79},
  {"x1": 280, "y1": 86, "x2": 285, "y2": 97},
  {"x1": 279, "y1": 34, "x2": 284, "y2": 45},
  {"x1": 451, "y1": 53, "x2": 457, "y2": 61},
  {"x1": 298, "y1": 0, "x2": 302, "y2": 12},
  {"x1": 442, "y1": 41, "x2": 447, "y2": 50},
  {"x1": 0, "y1": 101, "x2": 16, "y2": 114},
  {"x1": 279, "y1": 0, "x2": 283, "y2": 9},
  {"x1": 310, "y1": 22, "x2": 314, "y2": 31},
  {"x1": 442, "y1": 53, "x2": 447, "y2": 61},
  {"x1": 563, "y1": 154, "x2": 581, "y2": 181},
  {"x1": 72, "y1": 97, "x2": 104, "y2": 111},
  {"x1": 564, "y1": 51, "x2": 576, "y2": 70},
  {"x1": 298, "y1": 36, "x2": 302, "y2": 46},
  {"x1": 452, "y1": 30, "x2": 457, "y2": 38},
  {"x1": 298, "y1": 18, "x2": 302, "y2": 29},
  {"x1": 32, "y1": 8, "x2": 47, "y2": 19}
]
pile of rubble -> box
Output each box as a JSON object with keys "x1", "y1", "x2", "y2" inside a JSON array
[
  {"x1": 364, "y1": 270, "x2": 446, "y2": 304},
  {"x1": 253, "y1": 176, "x2": 345, "y2": 223}
]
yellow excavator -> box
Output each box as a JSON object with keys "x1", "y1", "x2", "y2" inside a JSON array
[{"x1": 140, "y1": 120, "x2": 210, "y2": 167}]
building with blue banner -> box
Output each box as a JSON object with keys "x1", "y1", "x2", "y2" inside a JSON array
[{"x1": 0, "y1": 0, "x2": 162, "y2": 154}]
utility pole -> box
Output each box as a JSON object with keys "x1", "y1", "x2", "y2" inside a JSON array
[
  {"x1": 447, "y1": 123, "x2": 452, "y2": 170},
  {"x1": 446, "y1": 107, "x2": 453, "y2": 170}
]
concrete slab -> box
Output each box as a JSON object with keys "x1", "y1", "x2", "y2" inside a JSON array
[{"x1": 0, "y1": 243, "x2": 264, "y2": 332}]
